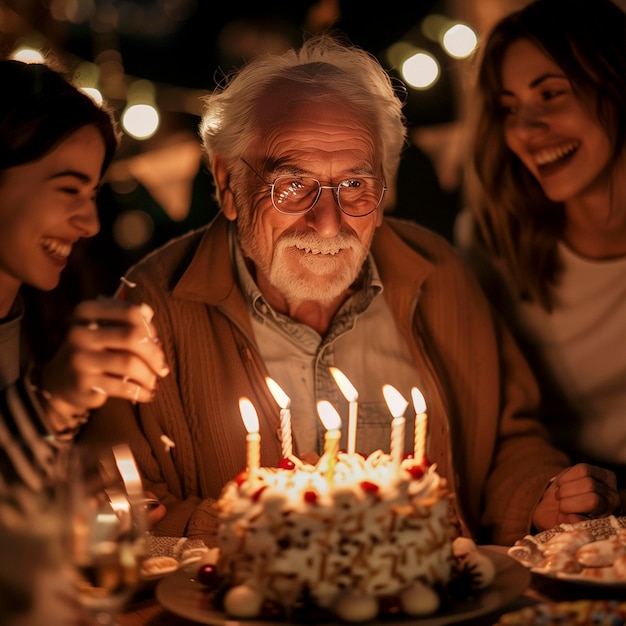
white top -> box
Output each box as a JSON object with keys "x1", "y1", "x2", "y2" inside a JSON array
[{"x1": 515, "y1": 243, "x2": 626, "y2": 462}]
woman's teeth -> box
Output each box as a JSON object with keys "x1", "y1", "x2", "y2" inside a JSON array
[
  {"x1": 534, "y1": 141, "x2": 579, "y2": 166},
  {"x1": 41, "y1": 237, "x2": 72, "y2": 258}
]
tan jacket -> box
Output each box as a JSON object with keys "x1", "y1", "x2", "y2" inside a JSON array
[{"x1": 83, "y1": 213, "x2": 570, "y2": 546}]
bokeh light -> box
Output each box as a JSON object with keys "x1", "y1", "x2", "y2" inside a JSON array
[
  {"x1": 79, "y1": 87, "x2": 103, "y2": 105},
  {"x1": 385, "y1": 41, "x2": 419, "y2": 69},
  {"x1": 401, "y1": 51, "x2": 440, "y2": 90},
  {"x1": 122, "y1": 103, "x2": 160, "y2": 139},
  {"x1": 442, "y1": 23, "x2": 478, "y2": 59},
  {"x1": 421, "y1": 13, "x2": 450, "y2": 42},
  {"x1": 112, "y1": 209, "x2": 155, "y2": 250},
  {"x1": 11, "y1": 48, "x2": 45, "y2": 63}
]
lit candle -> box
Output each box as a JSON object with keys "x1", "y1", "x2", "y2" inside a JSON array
[
  {"x1": 329, "y1": 367, "x2": 358, "y2": 455},
  {"x1": 317, "y1": 400, "x2": 342, "y2": 481},
  {"x1": 265, "y1": 377, "x2": 293, "y2": 458},
  {"x1": 411, "y1": 387, "x2": 428, "y2": 465},
  {"x1": 112, "y1": 443, "x2": 146, "y2": 531},
  {"x1": 239, "y1": 397, "x2": 260, "y2": 477},
  {"x1": 382, "y1": 384, "x2": 408, "y2": 469}
]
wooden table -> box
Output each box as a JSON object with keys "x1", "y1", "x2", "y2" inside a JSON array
[{"x1": 118, "y1": 547, "x2": 626, "y2": 626}]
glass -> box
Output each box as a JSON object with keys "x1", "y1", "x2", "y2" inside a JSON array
[
  {"x1": 241, "y1": 158, "x2": 387, "y2": 217},
  {"x1": 61, "y1": 443, "x2": 148, "y2": 626}
]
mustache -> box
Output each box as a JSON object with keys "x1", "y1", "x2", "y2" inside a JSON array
[{"x1": 276, "y1": 230, "x2": 360, "y2": 254}]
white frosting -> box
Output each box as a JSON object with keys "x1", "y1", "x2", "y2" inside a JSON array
[{"x1": 215, "y1": 450, "x2": 453, "y2": 616}]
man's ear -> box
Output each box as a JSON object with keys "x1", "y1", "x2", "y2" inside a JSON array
[{"x1": 214, "y1": 157, "x2": 237, "y2": 221}]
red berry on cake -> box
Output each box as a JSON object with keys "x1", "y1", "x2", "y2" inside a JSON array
[
  {"x1": 196, "y1": 563, "x2": 218, "y2": 587},
  {"x1": 407, "y1": 465, "x2": 424, "y2": 480},
  {"x1": 303, "y1": 489, "x2": 318, "y2": 503},
  {"x1": 359, "y1": 480, "x2": 380, "y2": 494},
  {"x1": 251, "y1": 485, "x2": 268, "y2": 501}
]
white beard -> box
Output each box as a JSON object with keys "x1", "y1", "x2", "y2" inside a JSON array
[{"x1": 241, "y1": 229, "x2": 369, "y2": 306}]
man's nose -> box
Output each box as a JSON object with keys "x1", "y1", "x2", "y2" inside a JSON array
[{"x1": 304, "y1": 186, "x2": 343, "y2": 237}]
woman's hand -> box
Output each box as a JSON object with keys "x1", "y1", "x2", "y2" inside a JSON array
[
  {"x1": 34, "y1": 298, "x2": 170, "y2": 433},
  {"x1": 532, "y1": 463, "x2": 620, "y2": 530}
]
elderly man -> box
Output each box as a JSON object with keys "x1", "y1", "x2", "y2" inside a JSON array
[{"x1": 83, "y1": 35, "x2": 619, "y2": 547}]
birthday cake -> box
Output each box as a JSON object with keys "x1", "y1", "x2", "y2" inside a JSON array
[{"x1": 204, "y1": 450, "x2": 495, "y2": 623}]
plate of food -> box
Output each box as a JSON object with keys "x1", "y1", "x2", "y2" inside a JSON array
[
  {"x1": 156, "y1": 547, "x2": 531, "y2": 626},
  {"x1": 494, "y1": 600, "x2": 626, "y2": 625},
  {"x1": 507, "y1": 515, "x2": 626, "y2": 586},
  {"x1": 140, "y1": 535, "x2": 213, "y2": 582}
]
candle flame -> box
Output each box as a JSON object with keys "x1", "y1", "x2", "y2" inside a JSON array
[
  {"x1": 265, "y1": 377, "x2": 291, "y2": 409},
  {"x1": 239, "y1": 397, "x2": 260, "y2": 433},
  {"x1": 382, "y1": 384, "x2": 409, "y2": 418},
  {"x1": 329, "y1": 367, "x2": 358, "y2": 402},
  {"x1": 317, "y1": 400, "x2": 342, "y2": 431},
  {"x1": 112, "y1": 443, "x2": 144, "y2": 501},
  {"x1": 411, "y1": 387, "x2": 427, "y2": 413}
]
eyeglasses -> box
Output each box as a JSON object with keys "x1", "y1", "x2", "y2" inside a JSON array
[{"x1": 241, "y1": 158, "x2": 387, "y2": 218}]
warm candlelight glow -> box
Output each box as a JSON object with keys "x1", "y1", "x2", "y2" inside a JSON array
[
  {"x1": 239, "y1": 397, "x2": 260, "y2": 475},
  {"x1": 239, "y1": 397, "x2": 260, "y2": 433},
  {"x1": 329, "y1": 367, "x2": 358, "y2": 456},
  {"x1": 266, "y1": 377, "x2": 293, "y2": 458},
  {"x1": 329, "y1": 367, "x2": 358, "y2": 403},
  {"x1": 317, "y1": 401, "x2": 342, "y2": 483},
  {"x1": 411, "y1": 387, "x2": 428, "y2": 465},
  {"x1": 265, "y1": 377, "x2": 290, "y2": 409},
  {"x1": 382, "y1": 384, "x2": 409, "y2": 418},
  {"x1": 112, "y1": 443, "x2": 144, "y2": 502},
  {"x1": 383, "y1": 385, "x2": 408, "y2": 470},
  {"x1": 317, "y1": 400, "x2": 342, "y2": 432},
  {"x1": 411, "y1": 387, "x2": 426, "y2": 414},
  {"x1": 318, "y1": 400, "x2": 341, "y2": 449}
]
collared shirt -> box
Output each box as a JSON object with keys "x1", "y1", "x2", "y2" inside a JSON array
[{"x1": 230, "y1": 225, "x2": 424, "y2": 457}]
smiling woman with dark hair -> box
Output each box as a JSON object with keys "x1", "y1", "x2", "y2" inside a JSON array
[{"x1": 0, "y1": 59, "x2": 170, "y2": 492}]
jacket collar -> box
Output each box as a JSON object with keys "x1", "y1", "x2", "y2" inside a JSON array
[
  {"x1": 372, "y1": 220, "x2": 434, "y2": 293},
  {"x1": 173, "y1": 212, "x2": 236, "y2": 305}
]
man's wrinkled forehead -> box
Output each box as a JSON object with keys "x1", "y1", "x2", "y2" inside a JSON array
[{"x1": 254, "y1": 74, "x2": 361, "y2": 130}]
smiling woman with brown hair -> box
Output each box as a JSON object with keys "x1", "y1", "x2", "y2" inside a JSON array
[{"x1": 460, "y1": 0, "x2": 626, "y2": 505}]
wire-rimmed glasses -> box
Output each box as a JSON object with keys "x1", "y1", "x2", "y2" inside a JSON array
[{"x1": 241, "y1": 158, "x2": 387, "y2": 218}]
